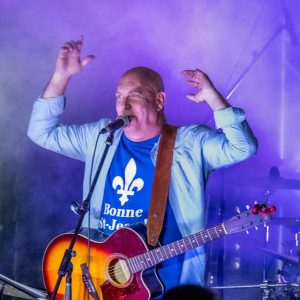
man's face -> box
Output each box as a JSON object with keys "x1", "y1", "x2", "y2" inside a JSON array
[{"x1": 115, "y1": 74, "x2": 164, "y2": 133}]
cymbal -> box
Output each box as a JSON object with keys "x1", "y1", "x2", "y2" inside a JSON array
[
  {"x1": 0, "y1": 273, "x2": 47, "y2": 299},
  {"x1": 258, "y1": 248, "x2": 300, "y2": 264},
  {"x1": 237, "y1": 166, "x2": 300, "y2": 190},
  {"x1": 2, "y1": 284, "x2": 32, "y2": 299}
]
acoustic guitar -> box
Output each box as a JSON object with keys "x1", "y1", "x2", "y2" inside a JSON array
[{"x1": 43, "y1": 203, "x2": 275, "y2": 299}]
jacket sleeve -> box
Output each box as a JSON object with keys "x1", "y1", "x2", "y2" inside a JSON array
[
  {"x1": 27, "y1": 96, "x2": 100, "y2": 162},
  {"x1": 199, "y1": 107, "x2": 258, "y2": 171}
]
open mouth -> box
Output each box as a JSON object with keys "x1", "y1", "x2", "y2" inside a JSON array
[{"x1": 125, "y1": 115, "x2": 135, "y2": 120}]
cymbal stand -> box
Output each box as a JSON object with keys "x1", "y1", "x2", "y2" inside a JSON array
[
  {"x1": 262, "y1": 189, "x2": 273, "y2": 282},
  {"x1": 295, "y1": 231, "x2": 299, "y2": 249}
]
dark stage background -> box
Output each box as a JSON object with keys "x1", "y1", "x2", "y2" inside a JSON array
[{"x1": 0, "y1": 0, "x2": 300, "y2": 299}]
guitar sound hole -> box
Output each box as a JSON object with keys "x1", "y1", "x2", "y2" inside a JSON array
[{"x1": 107, "y1": 257, "x2": 131, "y2": 286}]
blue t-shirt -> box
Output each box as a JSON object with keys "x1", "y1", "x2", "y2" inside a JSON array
[
  {"x1": 99, "y1": 133, "x2": 184, "y2": 295},
  {"x1": 99, "y1": 133, "x2": 158, "y2": 233}
]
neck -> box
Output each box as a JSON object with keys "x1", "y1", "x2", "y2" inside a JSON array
[{"x1": 123, "y1": 123, "x2": 164, "y2": 142}]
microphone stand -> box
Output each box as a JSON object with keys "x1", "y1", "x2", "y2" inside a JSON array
[
  {"x1": 64, "y1": 262, "x2": 73, "y2": 300},
  {"x1": 49, "y1": 130, "x2": 116, "y2": 300}
]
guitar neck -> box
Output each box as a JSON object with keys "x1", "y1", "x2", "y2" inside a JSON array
[{"x1": 126, "y1": 224, "x2": 227, "y2": 273}]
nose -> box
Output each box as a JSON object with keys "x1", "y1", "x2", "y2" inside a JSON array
[
  {"x1": 122, "y1": 96, "x2": 131, "y2": 109},
  {"x1": 117, "y1": 96, "x2": 131, "y2": 110}
]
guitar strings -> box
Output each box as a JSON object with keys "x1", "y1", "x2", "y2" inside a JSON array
[
  {"x1": 106, "y1": 260, "x2": 132, "y2": 278},
  {"x1": 106, "y1": 264, "x2": 131, "y2": 282},
  {"x1": 105, "y1": 219, "x2": 255, "y2": 280},
  {"x1": 106, "y1": 226, "x2": 224, "y2": 279}
]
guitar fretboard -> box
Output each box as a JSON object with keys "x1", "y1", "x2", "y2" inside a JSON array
[{"x1": 126, "y1": 224, "x2": 226, "y2": 273}]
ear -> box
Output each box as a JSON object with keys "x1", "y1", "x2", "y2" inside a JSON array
[{"x1": 156, "y1": 92, "x2": 166, "y2": 112}]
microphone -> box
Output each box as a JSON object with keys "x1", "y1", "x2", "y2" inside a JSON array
[{"x1": 100, "y1": 115, "x2": 131, "y2": 134}]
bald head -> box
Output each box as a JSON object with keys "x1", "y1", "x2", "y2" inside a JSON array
[{"x1": 120, "y1": 66, "x2": 164, "y2": 93}]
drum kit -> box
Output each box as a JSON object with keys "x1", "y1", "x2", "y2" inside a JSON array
[{"x1": 210, "y1": 166, "x2": 300, "y2": 299}]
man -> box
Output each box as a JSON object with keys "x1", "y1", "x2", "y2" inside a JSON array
[{"x1": 27, "y1": 36, "x2": 257, "y2": 298}]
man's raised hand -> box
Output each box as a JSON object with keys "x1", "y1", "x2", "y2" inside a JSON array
[
  {"x1": 42, "y1": 36, "x2": 95, "y2": 98},
  {"x1": 181, "y1": 69, "x2": 230, "y2": 111},
  {"x1": 55, "y1": 35, "x2": 95, "y2": 78}
]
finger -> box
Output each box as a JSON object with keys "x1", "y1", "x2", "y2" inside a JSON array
[
  {"x1": 70, "y1": 41, "x2": 79, "y2": 52},
  {"x1": 63, "y1": 42, "x2": 76, "y2": 52},
  {"x1": 186, "y1": 93, "x2": 197, "y2": 102},
  {"x1": 194, "y1": 69, "x2": 204, "y2": 76},
  {"x1": 58, "y1": 46, "x2": 71, "y2": 58},
  {"x1": 182, "y1": 69, "x2": 206, "y2": 81},
  {"x1": 61, "y1": 44, "x2": 71, "y2": 52},
  {"x1": 186, "y1": 93, "x2": 204, "y2": 103},
  {"x1": 60, "y1": 46, "x2": 70, "y2": 53},
  {"x1": 81, "y1": 55, "x2": 95, "y2": 68},
  {"x1": 187, "y1": 79, "x2": 199, "y2": 84},
  {"x1": 76, "y1": 35, "x2": 84, "y2": 51},
  {"x1": 192, "y1": 71, "x2": 205, "y2": 83},
  {"x1": 187, "y1": 80, "x2": 200, "y2": 88},
  {"x1": 181, "y1": 70, "x2": 195, "y2": 78},
  {"x1": 77, "y1": 35, "x2": 83, "y2": 43}
]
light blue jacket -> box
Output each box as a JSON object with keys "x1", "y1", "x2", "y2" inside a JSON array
[{"x1": 27, "y1": 96, "x2": 257, "y2": 286}]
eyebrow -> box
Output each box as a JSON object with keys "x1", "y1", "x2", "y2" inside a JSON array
[{"x1": 116, "y1": 86, "x2": 144, "y2": 94}]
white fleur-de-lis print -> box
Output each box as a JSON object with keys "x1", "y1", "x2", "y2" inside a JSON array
[{"x1": 112, "y1": 158, "x2": 144, "y2": 206}]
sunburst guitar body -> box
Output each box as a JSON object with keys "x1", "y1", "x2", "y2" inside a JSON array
[{"x1": 43, "y1": 224, "x2": 163, "y2": 299}]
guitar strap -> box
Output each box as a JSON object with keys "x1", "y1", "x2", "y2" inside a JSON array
[{"x1": 147, "y1": 124, "x2": 178, "y2": 246}]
